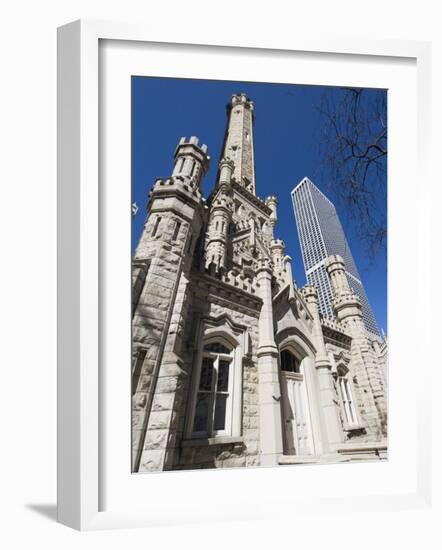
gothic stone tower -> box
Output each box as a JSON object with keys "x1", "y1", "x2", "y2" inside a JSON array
[
  {"x1": 325, "y1": 255, "x2": 388, "y2": 438},
  {"x1": 132, "y1": 93, "x2": 388, "y2": 472}
]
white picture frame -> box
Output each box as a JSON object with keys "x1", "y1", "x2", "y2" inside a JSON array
[{"x1": 57, "y1": 19, "x2": 433, "y2": 531}]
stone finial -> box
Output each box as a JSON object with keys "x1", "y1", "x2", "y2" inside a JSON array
[{"x1": 265, "y1": 195, "x2": 278, "y2": 207}]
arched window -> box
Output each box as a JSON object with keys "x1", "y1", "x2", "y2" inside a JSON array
[
  {"x1": 192, "y1": 340, "x2": 235, "y2": 437},
  {"x1": 280, "y1": 349, "x2": 300, "y2": 373}
]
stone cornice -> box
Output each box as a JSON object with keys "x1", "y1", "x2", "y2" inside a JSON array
[
  {"x1": 231, "y1": 181, "x2": 272, "y2": 216},
  {"x1": 148, "y1": 179, "x2": 205, "y2": 213},
  {"x1": 191, "y1": 271, "x2": 263, "y2": 314},
  {"x1": 321, "y1": 324, "x2": 352, "y2": 350}
]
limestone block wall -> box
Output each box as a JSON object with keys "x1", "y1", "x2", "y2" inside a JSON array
[
  {"x1": 350, "y1": 333, "x2": 388, "y2": 437},
  {"x1": 132, "y1": 219, "x2": 188, "y2": 469}
]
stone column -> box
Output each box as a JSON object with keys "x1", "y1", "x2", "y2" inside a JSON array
[
  {"x1": 256, "y1": 258, "x2": 284, "y2": 466},
  {"x1": 303, "y1": 285, "x2": 343, "y2": 452}
]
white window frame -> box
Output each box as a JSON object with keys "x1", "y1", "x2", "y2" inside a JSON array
[
  {"x1": 186, "y1": 334, "x2": 242, "y2": 440},
  {"x1": 191, "y1": 341, "x2": 235, "y2": 438},
  {"x1": 335, "y1": 366, "x2": 363, "y2": 431},
  {"x1": 338, "y1": 376, "x2": 358, "y2": 428}
]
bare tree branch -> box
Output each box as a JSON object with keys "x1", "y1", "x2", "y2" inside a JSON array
[{"x1": 316, "y1": 87, "x2": 387, "y2": 263}]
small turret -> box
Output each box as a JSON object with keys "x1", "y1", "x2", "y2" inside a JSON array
[
  {"x1": 136, "y1": 137, "x2": 209, "y2": 262},
  {"x1": 270, "y1": 238, "x2": 285, "y2": 270},
  {"x1": 172, "y1": 136, "x2": 210, "y2": 189},
  {"x1": 325, "y1": 255, "x2": 363, "y2": 326},
  {"x1": 218, "y1": 157, "x2": 235, "y2": 189},
  {"x1": 265, "y1": 196, "x2": 278, "y2": 236},
  {"x1": 204, "y1": 158, "x2": 234, "y2": 275}
]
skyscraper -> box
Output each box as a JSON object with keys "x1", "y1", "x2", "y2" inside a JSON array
[{"x1": 291, "y1": 177, "x2": 380, "y2": 339}]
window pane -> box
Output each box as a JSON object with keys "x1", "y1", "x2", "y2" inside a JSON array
[
  {"x1": 199, "y1": 357, "x2": 214, "y2": 391},
  {"x1": 281, "y1": 350, "x2": 300, "y2": 373},
  {"x1": 217, "y1": 360, "x2": 230, "y2": 392},
  {"x1": 203, "y1": 342, "x2": 231, "y2": 354},
  {"x1": 214, "y1": 394, "x2": 227, "y2": 431},
  {"x1": 194, "y1": 392, "x2": 210, "y2": 433}
]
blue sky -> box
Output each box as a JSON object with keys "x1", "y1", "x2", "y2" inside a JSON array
[{"x1": 132, "y1": 77, "x2": 387, "y2": 333}]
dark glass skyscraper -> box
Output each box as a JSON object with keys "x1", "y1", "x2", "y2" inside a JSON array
[{"x1": 292, "y1": 177, "x2": 380, "y2": 339}]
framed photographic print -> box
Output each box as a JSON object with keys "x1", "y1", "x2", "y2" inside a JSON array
[{"x1": 57, "y1": 20, "x2": 432, "y2": 530}]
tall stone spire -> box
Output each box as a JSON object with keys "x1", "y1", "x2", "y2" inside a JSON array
[{"x1": 222, "y1": 93, "x2": 256, "y2": 194}]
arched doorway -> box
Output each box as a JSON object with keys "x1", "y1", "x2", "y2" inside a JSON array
[{"x1": 280, "y1": 349, "x2": 314, "y2": 456}]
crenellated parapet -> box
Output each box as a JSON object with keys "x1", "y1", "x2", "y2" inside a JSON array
[
  {"x1": 147, "y1": 135, "x2": 210, "y2": 219},
  {"x1": 321, "y1": 315, "x2": 347, "y2": 334},
  {"x1": 230, "y1": 92, "x2": 255, "y2": 112},
  {"x1": 149, "y1": 175, "x2": 203, "y2": 205}
]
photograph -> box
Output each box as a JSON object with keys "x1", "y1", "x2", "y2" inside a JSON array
[{"x1": 130, "y1": 77, "x2": 388, "y2": 473}]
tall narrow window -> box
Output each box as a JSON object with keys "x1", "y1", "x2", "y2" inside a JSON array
[
  {"x1": 132, "y1": 349, "x2": 147, "y2": 395},
  {"x1": 338, "y1": 376, "x2": 358, "y2": 427},
  {"x1": 151, "y1": 216, "x2": 161, "y2": 237},
  {"x1": 192, "y1": 341, "x2": 234, "y2": 437},
  {"x1": 132, "y1": 260, "x2": 149, "y2": 315},
  {"x1": 172, "y1": 220, "x2": 181, "y2": 241},
  {"x1": 190, "y1": 160, "x2": 196, "y2": 177}
]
